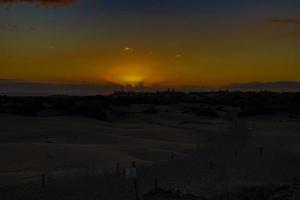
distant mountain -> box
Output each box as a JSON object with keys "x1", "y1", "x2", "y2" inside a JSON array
[
  {"x1": 0, "y1": 80, "x2": 120, "y2": 96},
  {"x1": 225, "y1": 81, "x2": 300, "y2": 92},
  {"x1": 0, "y1": 80, "x2": 299, "y2": 96},
  {"x1": 0, "y1": 80, "x2": 208, "y2": 95}
]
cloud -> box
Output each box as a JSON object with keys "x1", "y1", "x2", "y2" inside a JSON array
[
  {"x1": 225, "y1": 81, "x2": 300, "y2": 92},
  {"x1": 0, "y1": 0, "x2": 79, "y2": 7},
  {"x1": 0, "y1": 23, "x2": 37, "y2": 31},
  {"x1": 0, "y1": 80, "x2": 120, "y2": 95},
  {"x1": 272, "y1": 19, "x2": 300, "y2": 24},
  {"x1": 122, "y1": 47, "x2": 134, "y2": 53},
  {"x1": 0, "y1": 23, "x2": 17, "y2": 31}
]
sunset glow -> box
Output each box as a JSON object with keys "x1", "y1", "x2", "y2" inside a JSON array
[
  {"x1": 0, "y1": 0, "x2": 299, "y2": 91},
  {"x1": 101, "y1": 64, "x2": 164, "y2": 86}
]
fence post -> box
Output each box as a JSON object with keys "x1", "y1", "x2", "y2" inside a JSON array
[
  {"x1": 170, "y1": 152, "x2": 175, "y2": 159},
  {"x1": 116, "y1": 163, "x2": 120, "y2": 175},
  {"x1": 41, "y1": 173, "x2": 46, "y2": 188},
  {"x1": 259, "y1": 146, "x2": 263, "y2": 156},
  {"x1": 154, "y1": 177, "x2": 158, "y2": 189},
  {"x1": 210, "y1": 161, "x2": 214, "y2": 170},
  {"x1": 134, "y1": 178, "x2": 139, "y2": 200}
]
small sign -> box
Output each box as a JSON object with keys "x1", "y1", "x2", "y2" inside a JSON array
[{"x1": 125, "y1": 167, "x2": 137, "y2": 179}]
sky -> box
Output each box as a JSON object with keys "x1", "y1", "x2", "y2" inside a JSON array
[{"x1": 0, "y1": 0, "x2": 299, "y2": 90}]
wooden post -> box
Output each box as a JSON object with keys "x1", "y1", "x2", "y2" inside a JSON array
[
  {"x1": 41, "y1": 173, "x2": 46, "y2": 188},
  {"x1": 134, "y1": 178, "x2": 139, "y2": 200},
  {"x1": 170, "y1": 152, "x2": 175, "y2": 159},
  {"x1": 259, "y1": 146, "x2": 263, "y2": 156},
  {"x1": 154, "y1": 177, "x2": 158, "y2": 189},
  {"x1": 197, "y1": 144, "x2": 200, "y2": 153},
  {"x1": 210, "y1": 161, "x2": 214, "y2": 170},
  {"x1": 132, "y1": 161, "x2": 136, "y2": 168},
  {"x1": 116, "y1": 163, "x2": 120, "y2": 175},
  {"x1": 234, "y1": 149, "x2": 238, "y2": 158}
]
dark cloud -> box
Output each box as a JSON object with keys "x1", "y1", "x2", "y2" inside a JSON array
[
  {"x1": 0, "y1": 0, "x2": 79, "y2": 7},
  {"x1": 272, "y1": 19, "x2": 300, "y2": 24},
  {"x1": 225, "y1": 81, "x2": 300, "y2": 92},
  {"x1": 0, "y1": 24, "x2": 37, "y2": 31},
  {"x1": 0, "y1": 80, "x2": 120, "y2": 95},
  {"x1": 0, "y1": 23, "x2": 17, "y2": 31}
]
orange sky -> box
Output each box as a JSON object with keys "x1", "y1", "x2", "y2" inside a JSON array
[{"x1": 0, "y1": 0, "x2": 299, "y2": 88}]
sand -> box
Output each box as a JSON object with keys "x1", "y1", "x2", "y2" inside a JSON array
[{"x1": 0, "y1": 104, "x2": 299, "y2": 199}]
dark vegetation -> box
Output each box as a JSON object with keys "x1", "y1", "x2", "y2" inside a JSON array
[
  {"x1": 143, "y1": 184, "x2": 289, "y2": 200},
  {"x1": 0, "y1": 91, "x2": 299, "y2": 119},
  {"x1": 238, "y1": 106, "x2": 297, "y2": 118},
  {"x1": 196, "y1": 108, "x2": 219, "y2": 117},
  {"x1": 144, "y1": 187, "x2": 205, "y2": 200},
  {"x1": 143, "y1": 108, "x2": 158, "y2": 114},
  {"x1": 216, "y1": 184, "x2": 290, "y2": 200},
  {"x1": 183, "y1": 106, "x2": 219, "y2": 117}
]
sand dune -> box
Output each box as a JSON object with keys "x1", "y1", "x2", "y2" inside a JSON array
[{"x1": 0, "y1": 104, "x2": 299, "y2": 199}]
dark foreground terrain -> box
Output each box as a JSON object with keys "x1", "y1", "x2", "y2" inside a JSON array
[{"x1": 0, "y1": 91, "x2": 299, "y2": 199}]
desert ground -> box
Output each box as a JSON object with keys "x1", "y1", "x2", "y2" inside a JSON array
[{"x1": 0, "y1": 103, "x2": 299, "y2": 199}]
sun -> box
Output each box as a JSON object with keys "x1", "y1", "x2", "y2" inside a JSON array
[
  {"x1": 121, "y1": 74, "x2": 145, "y2": 86},
  {"x1": 101, "y1": 65, "x2": 147, "y2": 86},
  {"x1": 101, "y1": 64, "x2": 163, "y2": 86}
]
